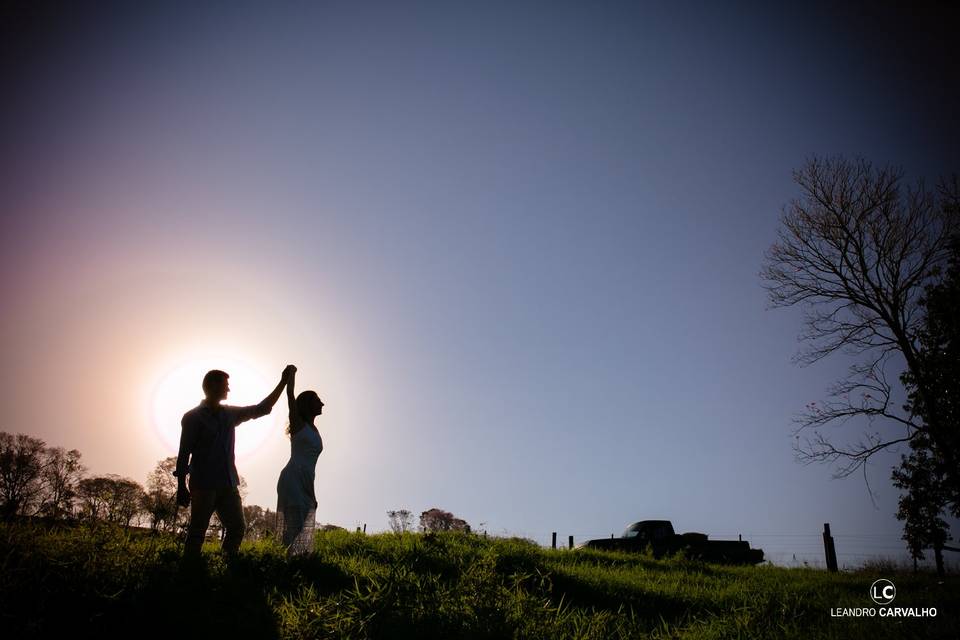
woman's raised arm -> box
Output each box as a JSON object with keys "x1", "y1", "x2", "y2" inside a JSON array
[{"x1": 286, "y1": 365, "x2": 299, "y2": 427}]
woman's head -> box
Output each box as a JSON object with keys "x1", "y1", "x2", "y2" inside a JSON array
[
  {"x1": 287, "y1": 390, "x2": 324, "y2": 436},
  {"x1": 296, "y1": 390, "x2": 324, "y2": 419}
]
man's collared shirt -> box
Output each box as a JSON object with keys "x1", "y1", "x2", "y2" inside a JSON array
[{"x1": 175, "y1": 400, "x2": 271, "y2": 489}]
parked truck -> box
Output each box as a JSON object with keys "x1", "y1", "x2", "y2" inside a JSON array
[{"x1": 582, "y1": 520, "x2": 764, "y2": 565}]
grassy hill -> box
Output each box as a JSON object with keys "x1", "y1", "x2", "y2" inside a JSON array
[{"x1": 1, "y1": 521, "x2": 955, "y2": 639}]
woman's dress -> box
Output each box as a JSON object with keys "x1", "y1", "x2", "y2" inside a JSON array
[{"x1": 276, "y1": 422, "x2": 323, "y2": 554}]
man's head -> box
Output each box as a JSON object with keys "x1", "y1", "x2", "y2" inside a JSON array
[{"x1": 202, "y1": 370, "x2": 230, "y2": 402}]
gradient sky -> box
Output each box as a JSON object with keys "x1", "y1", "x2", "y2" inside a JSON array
[{"x1": 2, "y1": 1, "x2": 959, "y2": 566}]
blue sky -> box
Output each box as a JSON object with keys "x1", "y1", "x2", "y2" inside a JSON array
[{"x1": 2, "y1": 1, "x2": 958, "y2": 565}]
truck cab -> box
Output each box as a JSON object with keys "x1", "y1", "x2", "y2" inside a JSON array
[{"x1": 622, "y1": 520, "x2": 675, "y2": 543}]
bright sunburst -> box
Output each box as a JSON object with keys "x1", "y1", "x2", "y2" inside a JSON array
[{"x1": 151, "y1": 356, "x2": 283, "y2": 459}]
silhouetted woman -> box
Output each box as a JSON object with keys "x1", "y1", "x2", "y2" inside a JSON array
[{"x1": 276, "y1": 366, "x2": 324, "y2": 555}]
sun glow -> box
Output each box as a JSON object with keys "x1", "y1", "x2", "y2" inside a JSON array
[{"x1": 151, "y1": 356, "x2": 284, "y2": 459}]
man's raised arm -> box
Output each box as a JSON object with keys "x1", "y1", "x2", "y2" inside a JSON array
[{"x1": 233, "y1": 365, "x2": 295, "y2": 425}]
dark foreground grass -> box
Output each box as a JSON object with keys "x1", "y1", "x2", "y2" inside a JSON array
[{"x1": 1, "y1": 521, "x2": 956, "y2": 639}]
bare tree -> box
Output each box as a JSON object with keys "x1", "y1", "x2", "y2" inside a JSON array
[
  {"x1": 38, "y1": 447, "x2": 85, "y2": 519},
  {"x1": 387, "y1": 509, "x2": 414, "y2": 533},
  {"x1": 0, "y1": 432, "x2": 47, "y2": 517},
  {"x1": 761, "y1": 157, "x2": 958, "y2": 478}
]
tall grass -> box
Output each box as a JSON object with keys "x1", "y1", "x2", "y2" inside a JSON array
[{"x1": 1, "y1": 522, "x2": 955, "y2": 639}]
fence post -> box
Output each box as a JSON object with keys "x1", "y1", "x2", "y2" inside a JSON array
[
  {"x1": 363, "y1": 523, "x2": 367, "y2": 534},
  {"x1": 568, "y1": 535, "x2": 574, "y2": 550},
  {"x1": 822, "y1": 523, "x2": 838, "y2": 572},
  {"x1": 552, "y1": 532, "x2": 557, "y2": 549}
]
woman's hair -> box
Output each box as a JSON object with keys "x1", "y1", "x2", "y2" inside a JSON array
[{"x1": 287, "y1": 390, "x2": 321, "y2": 436}]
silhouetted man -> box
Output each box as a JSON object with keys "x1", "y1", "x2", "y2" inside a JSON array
[{"x1": 175, "y1": 366, "x2": 292, "y2": 558}]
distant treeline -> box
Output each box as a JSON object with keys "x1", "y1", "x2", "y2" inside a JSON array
[
  {"x1": 0, "y1": 431, "x2": 471, "y2": 540},
  {"x1": 0, "y1": 431, "x2": 283, "y2": 540}
]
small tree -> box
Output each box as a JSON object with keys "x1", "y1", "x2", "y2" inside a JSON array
[
  {"x1": 143, "y1": 457, "x2": 182, "y2": 532},
  {"x1": 77, "y1": 476, "x2": 112, "y2": 521},
  {"x1": 242, "y1": 505, "x2": 279, "y2": 540},
  {"x1": 77, "y1": 475, "x2": 146, "y2": 526},
  {"x1": 892, "y1": 436, "x2": 950, "y2": 575},
  {"x1": 387, "y1": 509, "x2": 414, "y2": 533},
  {"x1": 111, "y1": 476, "x2": 146, "y2": 527},
  {"x1": 900, "y1": 228, "x2": 960, "y2": 513},
  {"x1": 0, "y1": 432, "x2": 47, "y2": 517},
  {"x1": 419, "y1": 508, "x2": 470, "y2": 533},
  {"x1": 893, "y1": 230, "x2": 960, "y2": 576}
]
